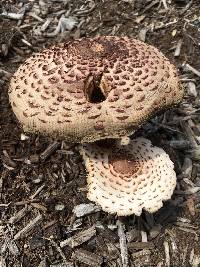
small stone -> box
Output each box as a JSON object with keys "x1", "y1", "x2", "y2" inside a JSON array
[
  {"x1": 55, "y1": 203, "x2": 65, "y2": 211},
  {"x1": 21, "y1": 133, "x2": 29, "y2": 140}
]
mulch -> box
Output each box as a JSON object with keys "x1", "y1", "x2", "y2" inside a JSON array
[{"x1": 0, "y1": 0, "x2": 200, "y2": 266}]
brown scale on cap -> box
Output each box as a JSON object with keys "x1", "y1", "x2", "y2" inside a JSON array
[
  {"x1": 9, "y1": 36, "x2": 184, "y2": 142},
  {"x1": 80, "y1": 138, "x2": 176, "y2": 216}
]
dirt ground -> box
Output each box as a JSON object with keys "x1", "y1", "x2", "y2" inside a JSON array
[{"x1": 0, "y1": 0, "x2": 200, "y2": 266}]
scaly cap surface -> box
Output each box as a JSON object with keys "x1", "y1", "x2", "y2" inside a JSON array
[
  {"x1": 9, "y1": 36, "x2": 184, "y2": 142},
  {"x1": 80, "y1": 138, "x2": 176, "y2": 216}
]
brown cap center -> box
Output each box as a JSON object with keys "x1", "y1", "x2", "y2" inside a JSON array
[{"x1": 109, "y1": 152, "x2": 140, "y2": 175}]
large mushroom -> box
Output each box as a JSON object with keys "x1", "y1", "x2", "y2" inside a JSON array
[
  {"x1": 80, "y1": 138, "x2": 176, "y2": 216},
  {"x1": 9, "y1": 36, "x2": 184, "y2": 143}
]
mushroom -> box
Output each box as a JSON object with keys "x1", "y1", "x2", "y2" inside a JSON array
[
  {"x1": 79, "y1": 138, "x2": 176, "y2": 216},
  {"x1": 9, "y1": 36, "x2": 184, "y2": 143}
]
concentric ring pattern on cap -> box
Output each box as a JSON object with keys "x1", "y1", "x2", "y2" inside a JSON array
[{"x1": 80, "y1": 138, "x2": 176, "y2": 216}]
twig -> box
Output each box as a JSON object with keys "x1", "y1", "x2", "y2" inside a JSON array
[
  {"x1": 30, "y1": 184, "x2": 45, "y2": 199},
  {"x1": 182, "y1": 63, "x2": 200, "y2": 78},
  {"x1": 0, "y1": 11, "x2": 24, "y2": 20},
  {"x1": 127, "y1": 242, "x2": 154, "y2": 250},
  {"x1": 0, "y1": 169, "x2": 10, "y2": 199},
  {"x1": 180, "y1": 0, "x2": 193, "y2": 15},
  {"x1": 164, "y1": 241, "x2": 170, "y2": 267},
  {"x1": 40, "y1": 18, "x2": 52, "y2": 32},
  {"x1": 75, "y1": 2, "x2": 96, "y2": 15},
  {"x1": 44, "y1": 238, "x2": 71, "y2": 266},
  {"x1": 180, "y1": 121, "x2": 198, "y2": 149},
  {"x1": 60, "y1": 225, "x2": 96, "y2": 248},
  {"x1": 28, "y1": 12, "x2": 44, "y2": 22},
  {"x1": 8, "y1": 205, "x2": 31, "y2": 224},
  {"x1": 117, "y1": 220, "x2": 129, "y2": 267},
  {"x1": 21, "y1": 39, "x2": 32, "y2": 47},
  {"x1": 14, "y1": 214, "x2": 43, "y2": 240},
  {"x1": 142, "y1": 0, "x2": 159, "y2": 14},
  {"x1": 40, "y1": 141, "x2": 60, "y2": 161},
  {"x1": 0, "y1": 68, "x2": 13, "y2": 79}
]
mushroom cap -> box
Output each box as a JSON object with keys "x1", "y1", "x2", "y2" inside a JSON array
[
  {"x1": 80, "y1": 138, "x2": 176, "y2": 216},
  {"x1": 9, "y1": 36, "x2": 183, "y2": 143}
]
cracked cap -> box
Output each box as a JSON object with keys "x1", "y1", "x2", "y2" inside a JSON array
[
  {"x1": 9, "y1": 36, "x2": 183, "y2": 143},
  {"x1": 80, "y1": 138, "x2": 176, "y2": 216}
]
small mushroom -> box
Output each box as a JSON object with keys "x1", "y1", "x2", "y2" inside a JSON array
[
  {"x1": 9, "y1": 36, "x2": 184, "y2": 143},
  {"x1": 80, "y1": 138, "x2": 176, "y2": 216}
]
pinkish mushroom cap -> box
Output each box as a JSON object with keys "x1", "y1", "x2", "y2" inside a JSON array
[
  {"x1": 80, "y1": 138, "x2": 176, "y2": 216},
  {"x1": 9, "y1": 36, "x2": 183, "y2": 143}
]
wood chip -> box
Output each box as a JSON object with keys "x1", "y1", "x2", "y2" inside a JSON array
[
  {"x1": 180, "y1": 121, "x2": 198, "y2": 149},
  {"x1": 45, "y1": 238, "x2": 71, "y2": 266},
  {"x1": 30, "y1": 184, "x2": 45, "y2": 199},
  {"x1": 40, "y1": 18, "x2": 52, "y2": 32},
  {"x1": 128, "y1": 242, "x2": 154, "y2": 250},
  {"x1": 60, "y1": 225, "x2": 96, "y2": 248},
  {"x1": 0, "y1": 169, "x2": 9, "y2": 199},
  {"x1": 50, "y1": 263, "x2": 74, "y2": 267},
  {"x1": 141, "y1": 231, "x2": 148, "y2": 242},
  {"x1": 138, "y1": 28, "x2": 148, "y2": 42},
  {"x1": 14, "y1": 214, "x2": 43, "y2": 240},
  {"x1": 3, "y1": 237, "x2": 20, "y2": 256},
  {"x1": 164, "y1": 241, "x2": 170, "y2": 267},
  {"x1": 117, "y1": 220, "x2": 129, "y2": 267},
  {"x1": 182, "y1": 63, "x2": 200, "y2": 78},
  {"x1": 174, "y1": 39, "x2": 183, "y2": 57},
  {"x1": 131, "y1": 249, "x2": 151, "y2": 259},
  {"x1": 142, "y1": 0, "x2": 159, "y2": 13},
  {"x1": 126, "y1": 229, "x2": 139, "y2": 242},
  {"x1": 180, "y1": 0, "x2": 194, "y2": 15},
  {"x1": 72, "y1": 249, "x2": 103, "y2": 267},
  {"x1": 73, "y1": 203, "x2": 101, "y2": 217},
  {"x1": 40, "y1": 141, "x2": 60, "y2": 161},
  {"x1": 106, "y1": 242, "x2": 120, "y2": 260},
  {"x1": 0, "y1": 11, "x2": 24, "y2": 20},
  {"x1": 175, "y1": 186, "x2": 200, "y2": 195},
  {"x1": 8, "y1": 205, "x2": 31, "y2": 224},
  {"x1": 31, "y1": 202, "x2": 47, "y2": 212},
  {"x1": 187, "y1": 82, "x2": 197, "y2": 97},
  {"x1": 169, "y1": 140, "x2": 190, "y2": 150}
]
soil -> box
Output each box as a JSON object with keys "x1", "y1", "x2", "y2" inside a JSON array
[{"x1": 0, "y1": 0, "x2": 200, "y2": 266}]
